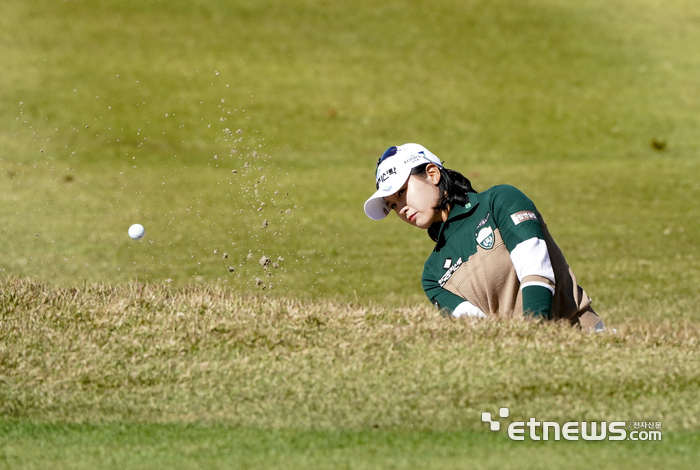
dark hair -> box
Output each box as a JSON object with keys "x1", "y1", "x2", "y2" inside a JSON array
[{"x1": 410, "y1": 163, "x2": 477, "y2": 214}]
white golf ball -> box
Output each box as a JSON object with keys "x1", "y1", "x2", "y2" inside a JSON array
[{"x1": 128, "y1": 224, "x2": 145, "y2": 240}]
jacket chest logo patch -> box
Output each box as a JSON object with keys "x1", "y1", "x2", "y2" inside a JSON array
[
  {"x1": 476, "y1": 226, "x2": 495, "y2": 250},
  {"x1": 475, "y1": 213, "x2": 490, "y2": 233}
]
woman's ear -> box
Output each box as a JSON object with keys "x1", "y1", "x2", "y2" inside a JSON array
[{"x1": 425, "y1": 163, "x2": 442, "y2": 185}]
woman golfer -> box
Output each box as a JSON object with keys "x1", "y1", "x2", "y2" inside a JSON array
[{"x1": 364, "y1": 143, "x2": 604, "y2": 331}]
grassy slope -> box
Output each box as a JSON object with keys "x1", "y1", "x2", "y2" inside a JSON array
[{"x1": 3, "y1": 278, "x2": 699, "y2": 429}]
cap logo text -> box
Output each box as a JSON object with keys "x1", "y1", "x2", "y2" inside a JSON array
[{"x1": 376, "y1": 167, "x2": 397, "y2": 185}]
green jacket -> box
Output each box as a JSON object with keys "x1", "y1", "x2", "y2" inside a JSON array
[{"x1": 422, "y1": 185, "x2": 593, "y2": 321}]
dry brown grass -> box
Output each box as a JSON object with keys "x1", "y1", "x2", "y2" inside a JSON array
[{"x1": 1, "y1": 275, "x2": 698, "y2": 431}]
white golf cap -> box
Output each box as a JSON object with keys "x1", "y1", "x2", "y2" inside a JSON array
[{"x1": 364, "y1": 143, "x2": 442, "y2": 220}]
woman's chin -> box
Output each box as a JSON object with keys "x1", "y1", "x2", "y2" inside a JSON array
[{"x1": 413, "y1": 219, "x2": 430, "y2": 230}]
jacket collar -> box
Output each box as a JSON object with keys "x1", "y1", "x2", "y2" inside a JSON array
[{"x1": 428, "y1": 192, "x2": 479, "y2": 243}]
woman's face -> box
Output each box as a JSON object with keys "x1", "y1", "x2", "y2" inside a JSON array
[{"x1": 383, "y1": 164, "x2": 446, "y2": 229}]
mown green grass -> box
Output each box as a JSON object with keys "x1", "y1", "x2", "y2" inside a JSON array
[
  {"x1": 2, "y1": 0, "x2": 700, "y2": 467},
  {"x1": 2, "y1": 424, "x2": 698, "y2": 470}
]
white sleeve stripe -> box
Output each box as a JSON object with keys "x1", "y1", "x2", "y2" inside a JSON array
[
  {"x1": 509, "y1": 237, "x2": 555, "y2": 284},
  {"x1": 521, "y1": 281, "x2": 556, "y2": 295}
]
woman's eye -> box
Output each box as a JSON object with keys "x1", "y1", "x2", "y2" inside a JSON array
[{"x1": 398, "y1": 189, "x2": 405, "y2": 196}]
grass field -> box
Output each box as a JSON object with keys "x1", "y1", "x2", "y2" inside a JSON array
[{"x1": 1, "y1": 0, "x2": 700, "y2": 467}]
